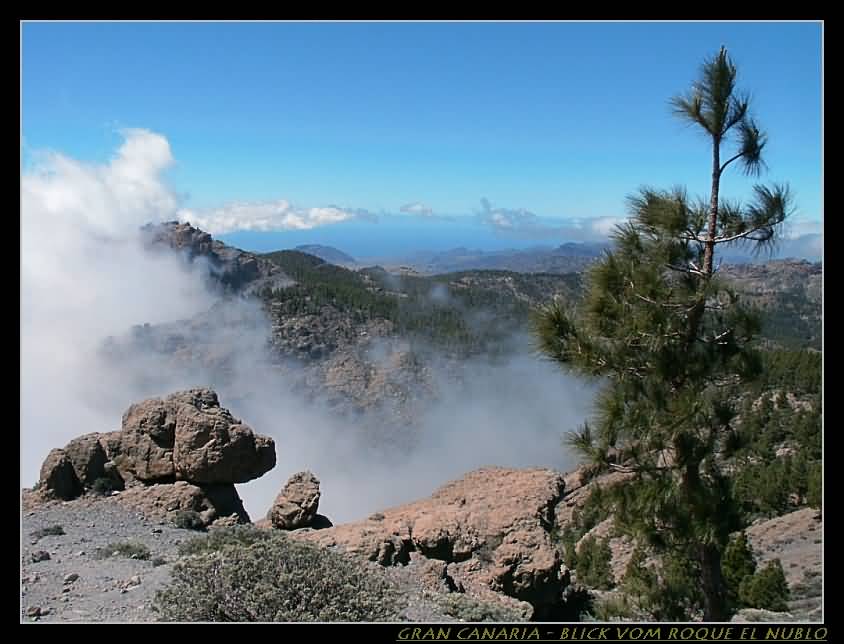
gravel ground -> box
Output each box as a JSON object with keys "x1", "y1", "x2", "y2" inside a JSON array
[{"x1": 21, "y1": 497, "x2": 189, "y2": 623}]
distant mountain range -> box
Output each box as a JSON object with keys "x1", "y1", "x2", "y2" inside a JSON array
[
  {"x1": 295, "y1": 238, "x2": 821, "y2": 276},
  {"x1": 295, "y1": 244, "x2": 357, "y2": 266}
]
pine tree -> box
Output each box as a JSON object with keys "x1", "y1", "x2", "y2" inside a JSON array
[
  {"x1": 721, "y1": 532, "x2": 756, "y2": 609},
  {"x1": 739, "y1": 559, "x2": 790, "y2": 612},
  {"x1": 533, "y1": 47, "x2": 793, "y2": 621},
  {"x1": 577, "y1": 535, "x2": 615, "y2": 590}
]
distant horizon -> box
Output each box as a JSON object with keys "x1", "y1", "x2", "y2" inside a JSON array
[
  {"x1": 216, "y1": 222, "x2": 822, "y2": 265},
  {"x1": 23, "y1": 21, "x2": 822, "y2": 263}
]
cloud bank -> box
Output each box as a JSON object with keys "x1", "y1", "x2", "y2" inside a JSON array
[
  {"x1": 21, "y1": 129, "x2": 217, "y2": 469},
  {"x1": 178, "y1": 201, "x2": 376, "y2": 235},
  {"x1": 21, "y1": 129, "x2": 594, "y2": 523},
  {"x1": 477, "y1": 198, "x2": 626, "y2": 242}
]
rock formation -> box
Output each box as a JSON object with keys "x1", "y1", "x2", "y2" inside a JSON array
[
  {"x1": 267, "y1": 471, "x2": 323, "y2": 530},
  {"x1": 142, "y1": 220, "x2": 293, "y2": 295},
  {"x1": 33, "y1": 388, "x2": 275, "y2": 527},
  {"x1": 297, "y1": 466, "x2": 571, "y2": 619}
]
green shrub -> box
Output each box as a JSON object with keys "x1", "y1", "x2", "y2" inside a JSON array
[
  {"x1": 739, "y1": 559, "x2": 790, "y2": 612},
  {"x1": 95, "y1": 541, "x2": 151, "y2": 560},
  {"x1": 722, "y1": 532, "x2": 757, "y2": 608},
  {"x1": 577, "y1": 536, "x2": 614, "y2": 590},
  {"x1": 589, "y1": 594, "x2": 635, "y2": 621},
  {"x1": 642, "y1": 552, "x2": 703, "y2": 622},
  {"x1": 90, "y1": 477, "x2": 120, "y2": 496},
  {"x1": 806, "y1": 463, "x2": 822, "y2": 509},
  {"x1": 152, "y1": 556, "x2": 168, "y2": 567},
  {"x1": 173, "y1": 510, "x2": 205, "y2": 531},
  {"x1": 436, "y1": 594, "x2": 529, "y2": 622},
  {"x1": 177, "y1": 525, "x2": 273, "y2": 556},
  {"x1": 30, "y1": 525, "x2": 65, "y2": 541},
  {"x1": 557, "y1": 525, "x2": 579, "y2": 570},
  {"x1": 620, "y1": 546, "x2": 657, "y2": 607},
  {"x1": 154, "y1": 532, "x2": 402, "y2": 621}
]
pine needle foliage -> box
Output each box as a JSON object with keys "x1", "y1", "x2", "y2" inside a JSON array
[{"x1": 532, "y1": 47, "x2": 794, "y2": 621}]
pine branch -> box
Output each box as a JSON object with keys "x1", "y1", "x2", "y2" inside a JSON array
[{"x1": 719, "y1": 151, "x2": 745, "y2": 175}]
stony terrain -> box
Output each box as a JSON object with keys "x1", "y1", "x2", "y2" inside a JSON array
[
  {"x1": 23, "y1": 459, "x2": 823, "y2": 623},
  {"x1": 20, "y1": 495, "x2": 474, "y2": 623},
  {"x1": 22, "y1": 497, "x2": 188, "y2": 622}
]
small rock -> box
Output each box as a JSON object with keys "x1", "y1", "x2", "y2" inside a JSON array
[
  {"x1": 25, "y1": 606, "x2": 41, "y2": 618},
  {"x1": 120, "y1": 588, "x2": 128, "y2": 595},
  {"x1": 151, "y1": 528, "x2": 162, "y2": 534},
  {"x1": 61, "y1": 587, "x2": 71, "y2": 594},
  {"x1": 24, "y1": 574, "x2": 39, "y2": 584},
  {"x1": 60, "y1": 596, "x2": 69, "y2": 603},
  {"x1": 40, "y1": 607, "x2": 51, "y2": 616},
  {"x1": 63, "y1": 573, "x2": 79, "y2": 584},
  {"x1": 31, "y1": 551, "x2": 51, "y2": 563},
  {"x1": 74, "y1": 551, "x2": 85, "y2": 557}
]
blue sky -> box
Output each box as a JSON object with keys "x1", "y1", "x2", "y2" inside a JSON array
[{"x1": 22, "y1": 21, "x2": 822, "y2": 259}]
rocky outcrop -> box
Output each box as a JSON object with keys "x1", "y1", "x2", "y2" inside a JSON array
[
  {"x1": 297, "y1": 467, "x2": 570, "y2": 619},
  {"x1": 116, "y1": 388, "x2": 275, "y2": 484},
  {"x1": 34, "y1": 388, "x2": 276, "y2": 528},
  {"x1": 142, "y1": 221, "x2": 293, "y2": 295},
  {"x1": 63, "y1": 434, "x2": 108, "y2": 486},
  {"x1": 38, "y1": 450, "x2": 83, "y2": 501},
  {"x1": 268, "y1": 471, "x2": 322, "y2": 530},
  {"x1": 117, "y1": 480, "x2": 250, "y2": 526}
]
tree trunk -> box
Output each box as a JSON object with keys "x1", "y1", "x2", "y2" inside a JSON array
[
  {"x1": 699, "y1": 543, "x2": 729, "y2": 621},
  {"x1": 680, "y1": 459, "x2": 729, "y2": 621},
  {"x1": 687, "y1": 136, "x2": 722, "y2": 350},
  {"x1": 702, "y1": 137, "x2": 721, "y2": 276}
]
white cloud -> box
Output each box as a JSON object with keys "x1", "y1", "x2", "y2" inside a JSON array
[
  {"x1": 588, "y1": 216, "x2": 626, "y2": 237},
  {"x1": 178, "y1": 201, "x2": 369, "y2": 235},
  {"x1": 783, "y1": 218, "x2": 822, "y2": 240},
  {"x1": 477, "y1": 198, "x2": 625, "y2": 242},
  {"x1": 23, "y1": 128, "x2": 179, "y2": 238},
  {"x1": 21, "y1": 129, "x2": 216, "y2": 484},
  {"x1": 400, "y1": 201, "x2": 434, "y2": 217}
]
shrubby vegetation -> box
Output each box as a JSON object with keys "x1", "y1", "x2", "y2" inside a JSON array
[
  {"x1": 739, "y1": 560, "x2": 790, "y2": 612},
  {"x1": 94, "y1": 541, "x2": 151, "y2": 560},
  {"x1": 177, "y1": 524, "x2": 273, "y2": 556},
  {"x1": 30, "y1": 525, "x2": 65, "y2": 541},
  {"x1": 172, "y1": 510, "x2": 205, "y2": 531},
  {"x1": 435, "y1": 594, "x2": 529, "y2": 622},
  {"x1": 576, "y1": 536, "x2": 614, "y2": 590},
  {"x1": 155, "y1": 530, "x2": 402, "y2": 621}
]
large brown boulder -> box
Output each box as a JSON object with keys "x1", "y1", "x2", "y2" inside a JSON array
[
  {"x1": 117, "y1": 400, "x2": 177, "y2": 481},
  {"x1": 34, "y1": 389, "x2": 276, "y2": 509},
  {"x1": 117, "y1": 388, "x2": 276, "y2": 484},
  {"x1": 268, "y1": 471, "x2": 322, "y2": 529},
  {"x1": 298, "y1": 467, "x2": 568, "y2": 618},
  {"x1": 117, "y1": 480, "x2": 250, "y2": 527},
  {"x1": 37, "y1": 449, "x2": 83, "y2": 500},
  {"x1": 63, "y1": 433, "x2": 108, "y2": 485}
]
